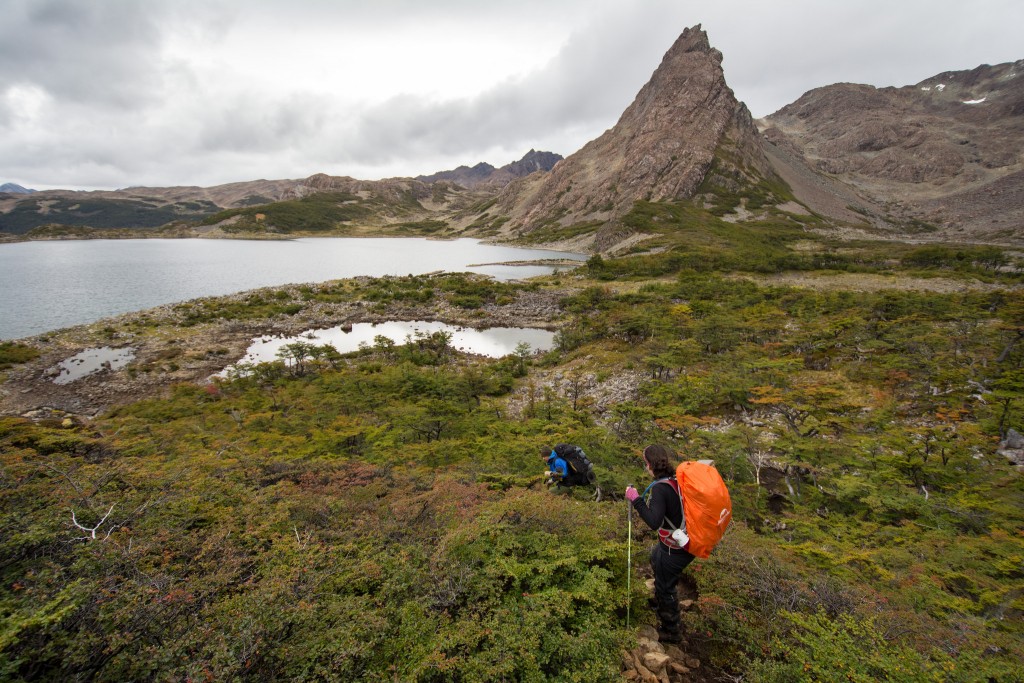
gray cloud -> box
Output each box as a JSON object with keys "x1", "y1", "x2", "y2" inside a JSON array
[
  {"x1": 343, "y1": 4, "x2": 691, "y2": 166},
  {"x1": 0, "y1": 0, "x2": 169, "y2": 109},
  {"x1": 196, "y1": 93, "x2": 330, "y2": 153},
  {"x1": 706, "y1": 0, "x2": 1024, "y2": 116},
  {"x1": 1, "y1": 0, "x2": 1022, "y2": 190}
]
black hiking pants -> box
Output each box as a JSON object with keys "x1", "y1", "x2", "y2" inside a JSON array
[
  {"x1": 559, "y1": 472, "x2": 592, "y2": 487},
  {"x1": 650, "y1": 543, "x2": 695, "y2": 638}
]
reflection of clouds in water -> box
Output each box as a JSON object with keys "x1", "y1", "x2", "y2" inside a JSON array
[
  {"x1": 53, "y1": 347, "x2": 135, "y2": 385},
  {"x1": 230, "y1": 321, "x2": 555, "y2": 369},
  {"x1": 446, "y1": 326, "x2": 554, "y2": 357}
]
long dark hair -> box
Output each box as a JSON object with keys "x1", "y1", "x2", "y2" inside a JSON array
[{"x1": 643, "y1": 444, "x2": 677, "y2": 479}]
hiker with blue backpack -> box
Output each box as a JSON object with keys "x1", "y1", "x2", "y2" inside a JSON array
[
  {"x1": 626, "y1": 444, "x2": 732, "y2": 644},
  {"x1": 542, "y1": 444, "x2": 591, "y2": 488},
  {"x1": 541, "y1": 444, "x2": 602, "y2": 500}
]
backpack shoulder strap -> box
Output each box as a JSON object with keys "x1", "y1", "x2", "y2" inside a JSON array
[
  {"x1": 650, "y1": 478, "x2": 685, "y2": 531},
  {"x1": 641, "y1": 477, "x2": 677, "y2": 500}
]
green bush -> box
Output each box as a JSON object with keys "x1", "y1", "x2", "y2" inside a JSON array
[{"x1": 0, "y1": 342, "x2": 40, "y2": 370}]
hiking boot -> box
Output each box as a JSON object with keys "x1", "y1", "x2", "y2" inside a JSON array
[{"x1": 657, "y1": 628, "x2": 681, "y2": 645}]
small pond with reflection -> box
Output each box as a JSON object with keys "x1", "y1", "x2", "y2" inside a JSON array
[
  {"x1": 223, "y1": 320, "x2": 556, "y2": 375},
  {"x1": 52, "y1": 347, "x2": 136, "y2": 385}
]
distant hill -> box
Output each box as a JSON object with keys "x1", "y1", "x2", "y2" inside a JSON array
[
  {"x1": 0, "y1": 193, "x2": 223, "y2": 235},
  {"x1": 0, "y1": 151, "x2": 552, "y2": 235},
  {"x1": 0, "y1": 176, "x2": 432, "y2": 235},
  {"x1": 0, "y1": 173, "x2": 487, "y2": 236},
  {"x1": 0, "y1": 183, "x2": 35, "y2": 194},
  {"x1": 763, "y1": 59, "x2": 1024, "y2": 243},
  {"x1": 416, "y1": 149, "x2": 562, "y2": 189}
]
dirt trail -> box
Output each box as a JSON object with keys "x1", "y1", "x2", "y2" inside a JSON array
[{"x1": 623, "y1": 567, "x2": 712, "y2": 682}]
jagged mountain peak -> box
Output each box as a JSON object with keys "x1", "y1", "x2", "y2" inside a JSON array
[
  {"x1": 499, "y1": 24, "x2": 772, "y2": 236},
  {"x1": 662, "y1": 23, "x2": 715, "y2": 58},
  {"x1": 505, "y1": 149, "x2": 562, "y2": 175}
]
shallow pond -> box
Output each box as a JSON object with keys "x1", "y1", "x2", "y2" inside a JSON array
[
  {"x1": 52, "y1": 346, "x2": 136, "y2": 385},
  {"x1": 224, "y1": 320, "x2": 556, "y2": 373}
]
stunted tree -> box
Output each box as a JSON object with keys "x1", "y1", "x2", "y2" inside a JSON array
[
  {"x1": 991, "y1": 368, "x2": 1024, "y2": 438},
  {"x1": 749, "y1": 377, "x2": 865, "y2": 439},
  {"x1": 458, "y1": 366, "x2": 494, "y2": 406},
  {"x1": 277, "y1": 341, "x2": 317, "y2": 376},
  {"x1": 514, "y1": 341, "x2": 532, "y2": 376},
  {"x1": 645, "y1": 339, "x2": 700, "y2": 380},
  {"x1": 564, "y1": 368, "x2": 592, "y2": 411},
  {"x1": 373, "y1": 334, "x2": 396, "y2": 359},
  {"x1": 995, "y1": 294, "x2": 1024, "y2": 364},
  {"x1": 276, "y1": 342, "x2": 340, "y2": 376}
]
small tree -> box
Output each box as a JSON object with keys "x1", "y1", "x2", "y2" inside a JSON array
[
  {"x1": 277, "y1": 341, "x2": 317, "y2": 376},
  {"x1": 514, "y1": 342, "x2": 532, "y2": 376}
]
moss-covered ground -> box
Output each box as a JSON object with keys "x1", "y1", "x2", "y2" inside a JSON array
[{"x1": 2, "y1": 200, "x2": 1023, "y2": 681}]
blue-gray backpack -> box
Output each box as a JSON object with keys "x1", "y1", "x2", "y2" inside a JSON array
[{"x1": 554, "y1": 443, "x2": 597, "y2": 484}]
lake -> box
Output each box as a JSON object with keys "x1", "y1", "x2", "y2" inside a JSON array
[{"x1": 0, "y1": 238, "x2": 585, "y2": 340}]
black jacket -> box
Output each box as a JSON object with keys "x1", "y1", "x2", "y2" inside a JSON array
[{"x1": 632, "y1": 478, "x2": 683, "y2": 532}]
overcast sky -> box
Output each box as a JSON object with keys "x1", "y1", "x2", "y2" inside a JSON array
[{"x1": 2, "y1": 0, "x2": 1022, "y2": 191}]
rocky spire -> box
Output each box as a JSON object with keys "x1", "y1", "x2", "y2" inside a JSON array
[{"x1": 501, "y1": 25, "x2": 770, "y2": 233}]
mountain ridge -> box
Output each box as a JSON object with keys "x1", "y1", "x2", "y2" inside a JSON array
[
  {"x1": 763, "y1": 58, "x2": 1024, "y2": 242},
  {"x1": 416, "y1": 149, "x2": 563, "y2": 189},
  {"x1": 0, "y1": 183, "x2": 35, "y2": 194},
  {"x1": 1, "y1": 29, "x2": 1020, "y2": 247}
]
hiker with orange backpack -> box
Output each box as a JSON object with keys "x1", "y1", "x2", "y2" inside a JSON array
[
  {"x1": 625, "y1": 444, "x2": 732, "y2": 643},
  {"x1": 625, "y1": 445, "x2": 692, "y2": 643}
]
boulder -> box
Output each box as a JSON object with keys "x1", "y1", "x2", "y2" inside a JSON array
[
  {"x1": 642, "y1": 651, "x2": 671, "y2": 673},
  {"x1": 634, "y1": 661, "x2": 659, "y2": 683},
  {"x1": 637, "y1": 638, "x2": 665, "y2": 655},
  {"x1": 997, "y1": 429, "x2": 1024, "y2": 466},
  {"x1": 669, "y1": 661, "x2": 691, "y2": 674},
  {"x1": 638, "y1": 624, "x2": 660, "y2": 641},
  {"x1": 663, "y1": 644, "x2": 686, "y2": 660},
  {"x1": 1002, "y1": 428, "x2": 1024, "y2": 449}
]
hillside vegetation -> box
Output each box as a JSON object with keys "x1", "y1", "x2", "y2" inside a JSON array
[
  {"x1": 0, "y1": 197, "x2": 221, "y2": 235},
  {"x1": 2, "y1": 201, "x2": 1024, "y2": 681}
]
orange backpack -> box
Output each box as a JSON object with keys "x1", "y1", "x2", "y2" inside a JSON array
[{"x1": 675, "y1": 461, "x2": 732, "y2": 558}]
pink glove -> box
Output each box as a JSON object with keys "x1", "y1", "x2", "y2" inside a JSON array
[{"x1": 625, "y1": 486, "x2": 639, "y2": 502}]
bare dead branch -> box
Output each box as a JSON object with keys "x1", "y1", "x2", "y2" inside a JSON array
[
  {"x1": 70, "y1": 503, "x2": 115, "y2": 541},
  {"x1": 40, "y1": 460, "x2": 84, "y2": 495}
]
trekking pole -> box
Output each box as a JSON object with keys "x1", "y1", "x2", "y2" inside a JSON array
[{"x1": 626, "y1": 485, "x2": 633, "y2": 628}]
